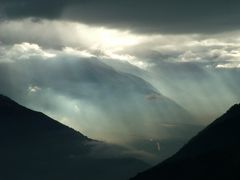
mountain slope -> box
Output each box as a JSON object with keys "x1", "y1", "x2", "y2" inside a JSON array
[
  {"x1": 0, "y1": 95, "x2": 148, "y2": 180},
  {"x1": 131, "y1": 103, "x2": 240, "y2": 180},
  {"x1": 0, "y1": 58, "x2": 200, "y2": 162}
]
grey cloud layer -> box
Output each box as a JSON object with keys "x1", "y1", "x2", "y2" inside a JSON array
[
  {"x1": 2, "y1": 20, "x2": 240, "y2": 67},
  {"x1": 1, "y1": 20, "x2": 240, "y2": 118},
  {"x1": 1, "y1": 0, "x2": 240, "y2": 33}
]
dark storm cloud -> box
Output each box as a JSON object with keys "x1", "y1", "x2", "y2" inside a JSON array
[
  {"x1": 0, "y1": 0, "x2": 69, "y2": 19},
  {"x1": 0, "y1": 0, "x2": 240, "y2": 34}
]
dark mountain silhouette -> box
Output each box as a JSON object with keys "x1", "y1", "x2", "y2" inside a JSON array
[
  {"x1": 0, "y1": 95, "x2": 148, "y2": 180},
  {"x1": 131, "y1": 103, "x2": 240, "y2": 180}
]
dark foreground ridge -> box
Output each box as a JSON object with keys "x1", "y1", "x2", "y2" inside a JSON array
[
  {"x1": 131, "y1": 103, "x2": 240, "y2": 180},
  {"x1": 0, "y1": 95, "x2": 148, "y2": 180}
]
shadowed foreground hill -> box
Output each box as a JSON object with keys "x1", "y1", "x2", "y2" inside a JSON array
[
  {"x1": 0, "y1": 95, "x2": 148, "y2": 180},
  {"x1": 131, "y1": 103, "x2": 240, "y2": 180}
]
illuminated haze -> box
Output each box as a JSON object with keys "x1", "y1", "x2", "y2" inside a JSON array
[{"x1": 0, "y1": 0, "x2": 240, "y2": 162}]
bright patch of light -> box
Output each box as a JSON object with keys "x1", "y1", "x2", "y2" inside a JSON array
[
  {"x1": 156, "y1": 142, "x2": 161, "y2": 151},
  {"x1": 74, "y1": 105, "x2": 80, "y2": 112},
  {"x1": 216, "y1": 63, "x2": 240, "y2": 69},
  {"x1": 13, "y1": 42, "x2": 56, "y2": 58},
  {"x1": 2, "y1": 42, "x2": 56, "y2": 61},
  {"x1": 63, "y1": 47, "x2": 95, "y2": 58},
  {"x1": 96, "y1": 28, "x2": 140, "y2": 48},
  {"x1": 28, "y1": 85, "x2": 41, "y2": 93}
]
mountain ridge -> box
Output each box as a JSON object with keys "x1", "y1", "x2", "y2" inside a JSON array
[
  {"x1": 131, "y1": 103, "x2": 240, "y2": 180},
  {"x1": 0, "y1": 58, "x2": 200, "y2": 163},
  {"x1": 0, "y1": 94, "x2": 148, "y2": 180}
]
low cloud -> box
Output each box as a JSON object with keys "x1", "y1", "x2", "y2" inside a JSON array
[
  {"x1": 2, "y1": 19, "x2": 240, "y2": 70},
  {"x1": 216, "y1": 63, "x2": 240, "y2": 69},
  {"x1": 0, "y1": 42, "x2": 56, "y2": 62}
]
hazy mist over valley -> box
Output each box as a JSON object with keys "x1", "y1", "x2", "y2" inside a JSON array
[{"x1": 0, "y1": 0, "x2": 240, "y2": 179}]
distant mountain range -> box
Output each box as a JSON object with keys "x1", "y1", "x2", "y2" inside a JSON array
[
  {"x1": 0, "y1": 95, "x2": 148, "y2": 180},
  {"x1": 0, "y1": 58, "x2": 201, "y2": 162},
  {"x1": 131, "y1": 103, "x2": 240, "y2": 180}
]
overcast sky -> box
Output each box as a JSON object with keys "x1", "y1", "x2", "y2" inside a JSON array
[
  {"x1": 0, "y1": 0, "x2": 240, "y2": 162},
  {"x1": 1, "y1": 0, "x2": 240, "y2": 34}
]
